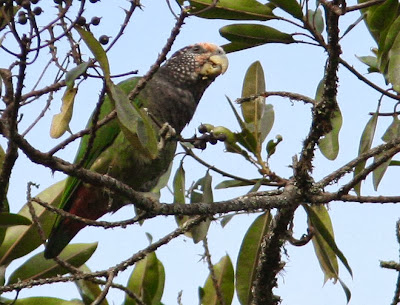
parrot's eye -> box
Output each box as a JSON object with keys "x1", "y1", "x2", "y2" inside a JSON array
[{"x1": 192, "y1": 45, "x2": 202, "y2": 53}]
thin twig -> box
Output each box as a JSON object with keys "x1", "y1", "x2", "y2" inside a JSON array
[{"x1": 203, "y1": 237, "x2": 225, "y2": 305}]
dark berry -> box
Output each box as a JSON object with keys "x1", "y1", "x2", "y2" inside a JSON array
[
  {"x1": 198, "y1": 124, "x2": 208, "y2": 134},
  {"x1": 53, "y1": 0, "x2": 62, "y2": 4},
  {"x1": 33, "y1": 6, "x2": 42, "y2": 15},
  {"x1": 76, "y1": 16, "x2": 86, "y2": 26},
  {"x1": 89, "y1": 0, "x2": 99, "y2": 3},
  {"x1": 21, "y1": 0, "x2": 30, "y2": 8},
  {"x1": 194, "y1": 140, "x2": 207, "y2": 150},
  {"x1": 215, "y1": 133, "x2": 227, "y2": 141},
  {"x1": 99, "y1": 35, "x2": 109, "y2": 45},
  {"x1": 18, "y1": 14, "x2": 27, "y2": 24},
  {"x1": 209, "y1": 136, "x2": 218, "y2": 145},
  {"x1": 91, "y1": 16, "x2": 101, "y2": 26},
  {"x1": 15, "y1": 0, "x2": 23, "y2": 5},
  {"x1": 30, "y1": 0, "x2": 39, "y2": 3}
]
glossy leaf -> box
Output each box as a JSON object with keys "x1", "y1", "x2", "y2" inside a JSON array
[
  {"x1": 109, "y1": 83, "x2": 158, "y2": 160},
  {"x1": 75, "y1": 26, "x2": 110, "y2": 80},
  {"x1": 373, "y1": 116, "x2": 400, "y2": 190},
  {"x1": 188, "y1": 0, "x2": 274, "y2": 20},
  {"x1": 353, "y1": 108, "x2": 379, "y2": 195},
  {"x1": 241, "y1": 61, "x2": 266, "y2": 124},
  {"x1": 190, "y1": 172, "x2": 213, "y2": 243},
  {"x1": 270, "y1": 0, "x2": 303, "y2": 19},
  {"x1": 0, "y1": 213, "x2": 31, "y2": 227},
  {"x1": 201, "y1": 255, "x2": 234, "y2": 305},
  {"x1": 7, "y1": 243, "x2": 98, "y2": 284},
  {"x1": 236, "y1": 212, "x2": 272, "y2": 305},
  {"x1": 0, "y1": 297, "x2": 84, "y2": 305},
  {"x1": 306, "y1": 9, "x2": 324, "y2": 33},
  {"x1": 220, "y1": 24, "x2": 295, "y2": 46},
  {"x1": 0, "y1": 180, "x2": 65, "y2": 266},
  {"x1": 50, "y1": 87, "x2": 77, "y2": 138},
  {"x1": 65, "y1": 62, "x2": 90, "y2": 89},
  {"x1": 75, "y1": 265, "x2": 109, "y2": 305},
  {"x1": 125, "y1": 252, "x2": 165, "y2": 305}
]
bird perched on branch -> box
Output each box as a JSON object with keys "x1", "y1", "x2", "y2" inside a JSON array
[{"x1": 44, "y1": 43, "x2": 228, "y2": 259}]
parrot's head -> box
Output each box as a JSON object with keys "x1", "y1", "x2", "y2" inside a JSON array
[{"x1": 161, "y1": 42, "x2": 228, "y2": 87}]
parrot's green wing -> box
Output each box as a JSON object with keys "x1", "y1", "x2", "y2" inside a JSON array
[{"x1": 56, "y1": 77, "x2": 141, "y2": 222}]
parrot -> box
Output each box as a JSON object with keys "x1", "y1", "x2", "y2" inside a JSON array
[{"x1": 44, "y1": 42, "x2": 228, "y2": 259}]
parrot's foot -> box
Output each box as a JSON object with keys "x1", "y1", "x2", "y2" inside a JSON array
[{"x1": 158, "y1": 123, "x2": 176, "y2": 150}]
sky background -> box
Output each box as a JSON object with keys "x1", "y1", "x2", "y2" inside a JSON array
[{"x1": 2, "y1": 0, "x2": 400, "y2": 304}]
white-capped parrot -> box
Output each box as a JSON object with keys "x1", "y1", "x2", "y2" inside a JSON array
[{"x1": 44, "y1": 43, "x2": 228, "y2": 259}]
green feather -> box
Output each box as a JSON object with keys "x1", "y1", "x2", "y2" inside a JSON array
[{"x1": 55, "y1": 77, "x2": 141, "y2": 226}]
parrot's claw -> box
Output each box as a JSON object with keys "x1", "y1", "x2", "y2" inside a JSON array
[{"x1": 158, "y1": 123, "x2": 176, "y2": 150}]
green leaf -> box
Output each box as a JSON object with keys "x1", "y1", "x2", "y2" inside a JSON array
[
  {"x1": 220, "y1": 24, "x2": 295, "y2": 46},
  {"x1": 236, "y1": 212, "x2": 272, "y2": 305},
  {"x1": 109, "y1": 82, "x2": 158, "y2": 160},
  {"x1": 270, "y1": 0, "x2": 303, "y2": 19},
  {"x1": 0, "y1": 5, "x2": 19, "y2": 31},
  {"x1": 305, "y1": 205, "x2": 352, "y2": 303},
  {"x1": 190, "y1": 172, "x2": 213, "y2": 243},
  {"x1": 221, "y1": 41, "x2": 262, "y2": 53},
  {"x1": 173, "y1": 163, "x2": 190, "y2": 232},
  {"x1": 7, "y1": 243, "x2": 98, "y2": 284},
  {"x1": 378, "y1": 15, "x2": 400, "y2": 73},
  {"x1": 373, "y1": 115, "x2": 400, "y2": 190},
  {"x1": 318, "y1": 107, "x2": 342, "y2": 160},
  {"x1": 0, "y1": 213, "x2": 31, "y2": 227},
  {"x1": 0, "y1": 180, "x2": 65, "y2": 266},
  {"x1": 366, "y1": 0, "x2": 398, "y2": 33},
  {"x1": 50, "y1": 87, "x2": 77, "y2": 138},
  {"x1": 220, "y1": 214, "x2": 234, "y2": 228},
  {"x1": 306, "y1": 9, "x2": 324, "y2": 33},
  {"x1": 125, "y1": 252, "x2": 165, "y2": 305},
  {"x1": 241, "y1": 61, "x2": 266, "y2": 124},
  {"x1": 215, "y1": 179, "x2": 262, "y2": 189},
  {"x1": 306, "y1": 205, "x2": 339, "y2": 282},
  {"x1": 0, "y1": 297, "x2": 84, "y2": 305},
  {"x1": 389, "y1": 160, "x2": 400, "y2": 166},
  {"x1": 266, "y1": 134, "x2": 282, "y2": 159},
  {"x1": 356, "y1": 55, "x2": 379, "y2": 73},
  {"x1": 65, "y1": 62, "x2": 90, "y2": 89},
  {"x1": 188, "y1": 0, "x2": 274, "y2": 20},
  {"x1": 201, "y1": 255, "x2": 234, "y2": 305},
  {"x1": 74, "y1": 26, "x2": 110, "y2": 81},
  {"x1": 75, "y1": 265, "x2": 109, "y2": 305},
  {"x1": 353, "y1": 107, "x2": 379, "y2": 195},
  {"x1": 304, "y1": 205, "x2": 353, "y2": 279},
  {"x1": 388, "y1": 31, "x2": 400, "y2": 93},
  {"x1": 259, "y1": 104, "x2": 275, "y2": 144}
]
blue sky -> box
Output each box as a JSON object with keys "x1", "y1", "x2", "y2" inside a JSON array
[{"x1": 2, "y1": 1, "x2": 400, "y2": 304}]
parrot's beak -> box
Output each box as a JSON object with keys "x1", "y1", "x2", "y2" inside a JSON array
[{"x1": 200, "y1": 53, "x2": 229, "y2": 78}]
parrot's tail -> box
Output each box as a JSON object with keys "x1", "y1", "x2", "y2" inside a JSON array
[{"x1": 44, "y1": 185, "x2": 107, "y2": 259}]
